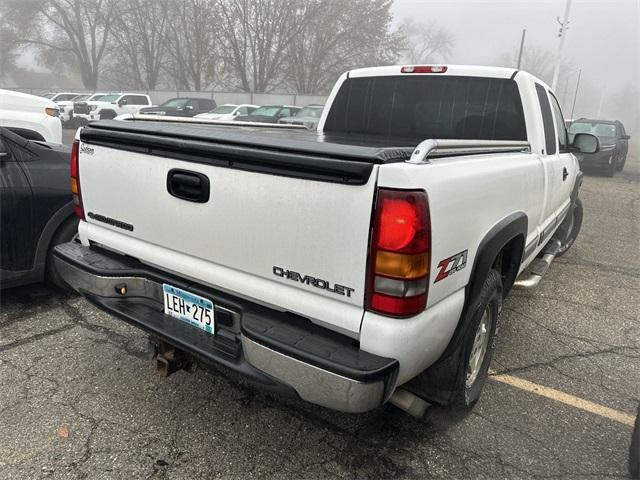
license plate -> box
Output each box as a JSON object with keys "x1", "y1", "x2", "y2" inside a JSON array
[{"x1": 163, "y1": 284, "x2": 214, "y2": 333}]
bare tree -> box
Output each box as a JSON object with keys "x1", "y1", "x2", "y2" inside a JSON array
[
  {"x1": 399, "y1": 18, "x2": 454, "y2": 64},
  {"x1": 0, "y1": 5, "x2": 24, "y2": 82},
  {"x1": 286, "y1": 0, "x2": 402, "y2": 95},
  {"x1": 217, "y1": 0, "x2": 312, "y2": 93},
  {"x1": 4, "y1": 0, "x2": 119, "y2": 89},
  {"x1": 164, "y1": 0, "x2": 220, "y2": 91},
  {"x1": 497, "y1": 45, "x2": 556, "y2": 81},
  {"x1": 108, "y1": 0, "x2": 170, "y2": 90},
  {"x1": 496, "y1": 45, "x2": 576, "y2": 93}
]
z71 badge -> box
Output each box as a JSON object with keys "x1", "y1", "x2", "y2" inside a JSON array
[{"x1": 434, "y1": 250, "x2": 468, "y2": 282}]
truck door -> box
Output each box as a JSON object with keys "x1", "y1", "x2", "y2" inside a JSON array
[
  {"x1": 534, "y1": 83, "x2": 565, "y2": 245},
  {"x1": 548, "y1": 92, "x2": 575, "y2": 220}
]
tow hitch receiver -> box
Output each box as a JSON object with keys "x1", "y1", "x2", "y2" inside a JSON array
[{"x1": 149, "y1": 337, "x2": 198, "y2": 377}]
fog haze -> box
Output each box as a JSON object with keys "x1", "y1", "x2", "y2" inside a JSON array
[{"x1": 393, "y1": 0, "x2": 639, "y2": 134}]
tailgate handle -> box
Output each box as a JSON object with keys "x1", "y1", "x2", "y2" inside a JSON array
[{"x1": 167, "y1": 169, "x2": 210, "y2": 203}]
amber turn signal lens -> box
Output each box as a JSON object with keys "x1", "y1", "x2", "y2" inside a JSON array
[
  {"x1": 45, "y1": 107, "x2": 60, "y2": 117},
  {"x1": 375, "y1": 251, "x2": 429, "y2": 280}
]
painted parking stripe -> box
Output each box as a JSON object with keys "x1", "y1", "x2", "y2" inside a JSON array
[{"x1": 489, "y1": 371, "x2": 635, "y2": 427}]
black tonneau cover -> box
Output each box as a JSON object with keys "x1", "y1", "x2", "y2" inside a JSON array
[{"x1": 80, "y1": 120, "x2": 415, "y2": 185}]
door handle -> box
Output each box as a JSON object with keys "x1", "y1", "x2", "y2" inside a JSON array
[
  {"x1": 167, "y1": 169, "x2": 210, "y2": 203},
  {"x1": 562, "y1": 167, "x2": 568, "y2": 181}
]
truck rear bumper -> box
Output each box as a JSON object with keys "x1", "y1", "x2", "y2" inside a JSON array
[{"x1": 53, "y1": 242, "x2": 398, "y2": 413}]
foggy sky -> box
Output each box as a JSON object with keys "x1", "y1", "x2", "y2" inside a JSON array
[{"x1": 393, "y1": 0, "x2": 639, "y2": 122}]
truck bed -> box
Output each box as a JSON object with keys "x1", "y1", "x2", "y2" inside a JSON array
[{"x1": 80, "y1": 120, "x2": 415, "y2": 185}]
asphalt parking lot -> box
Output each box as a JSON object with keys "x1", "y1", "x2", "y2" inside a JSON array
[{"x1": 1, "y1": 131, "x2": 638, "y2": 479}]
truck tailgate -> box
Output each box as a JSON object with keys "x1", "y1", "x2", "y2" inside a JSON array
[{"x1": 77, "y1": 123, "x2": 387, "y2": 336}]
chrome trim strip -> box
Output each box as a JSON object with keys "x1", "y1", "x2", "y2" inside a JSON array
[
  {"x1": 241, "y1": 336, "x2": 386, "y2": 413},
  {"x1": 524, "y1": 238, "x2": 538, "y2": 259}
]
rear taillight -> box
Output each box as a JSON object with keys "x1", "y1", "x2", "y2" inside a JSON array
[
  {"x1": 70, "y1": 140, "x2": 84, "y2": 220},
  {"x1": 366, "y1": 189, "x2": 431, "y2": 317}
]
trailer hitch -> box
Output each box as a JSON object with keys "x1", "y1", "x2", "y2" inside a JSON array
[{"x1": 149, "y1": 337, "x2": 198, "y2": 377}]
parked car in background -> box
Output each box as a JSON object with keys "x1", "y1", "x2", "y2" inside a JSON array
[
  {"x1": 0, "y1": 127, "x2": 77, "y2": 290},
  {"x1": 73, "y1": 93, "x2": 108, "y2": 123},
  {"x1": 195, "y1": 104, "x2": 258, "y2": 121},
  {"x1": 0, "y1": 89, "x2": 62, "y2": 143},
  {"x1": 235, "y1": 105, "x2": 300, "y2": 123},
  {"x1": 43, "y1": 92, "x2": 82, "y2": 102},
  {"x1": 568, "y1": 118, "x2": 630, "y2": 176},
  {"x1": 278, "y1": 104, "x2": 324, "y2": 129},
  {"x1": 58, "y1": 93, "x2": 91, "y2": 124},
  {"x1": 138, "y1": 97, "x2": 215, "y2": 117},
  {"x1": 74, "y1": 93, "x2": 152, "y2": 123}
]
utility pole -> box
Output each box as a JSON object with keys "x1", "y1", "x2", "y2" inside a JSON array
[
  {"x1": 570, "y1": 68, "x2": 581, "y2": 120},
  {"x1": 551, "y1": 0, "x2": 572, "y2": 91},
  {"x1": 596, "y1": 84, "x2": 607, "y2": 117},
  {"x1": 517, "y1": 29, "x2": 527, "y2": 69}
]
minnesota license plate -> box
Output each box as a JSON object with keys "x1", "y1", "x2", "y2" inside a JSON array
[{"x1": 163, "y1": 284, "x2": 214, "y2": 333}]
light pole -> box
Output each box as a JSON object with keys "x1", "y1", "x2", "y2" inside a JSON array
[
  {"x1": 517, "y1": 29, "x2": 527, "y2": 69},
  {"x1": 570, "y1": 69, "x2": 582, "y2": 120},
  {"x1": 551, "y1": 0, "x2": 572, "y2": 91}
]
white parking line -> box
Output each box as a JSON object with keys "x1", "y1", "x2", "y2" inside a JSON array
[{"x1": 489, "y1": 371, "x2": 636, "y2": 427}]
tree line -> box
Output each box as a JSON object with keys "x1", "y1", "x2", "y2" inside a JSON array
[{"x1": 0, "y1": 0, "x2": 454, "y2": 94}]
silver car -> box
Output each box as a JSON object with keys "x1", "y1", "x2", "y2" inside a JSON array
[{"x1": 278, "y1": 104, "x2": 324, "y2": 130}]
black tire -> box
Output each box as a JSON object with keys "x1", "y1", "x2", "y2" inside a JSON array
[
  {"x1": 617, "y1": 154, "x2": 627, "y2": 172},
  {"x1": 416, "y1": 269, "x2": 502, "y2": 426},
  {"x1": 554, "y1": 197, "x2": 583, "y2": 257},
  {"x1": 99, "y1": 109, "x2": 117, "y2": 120},
  {"x1": 45, "y1": 216, "x2": 79, "y2": 292},
  {"x1": 631, "y1": 405, "x2": 640, "y2": 479}
]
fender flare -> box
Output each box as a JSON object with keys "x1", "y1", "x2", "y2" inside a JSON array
[
  {"x1": 439, "y1": 212, "x2": 527, "y2": 362},
  {"x1": 571, "y1": 170, "x2": 583, "y2": 202},
  {"x1": 405, "y1": 212, "x2": 528, "y2": 404}
]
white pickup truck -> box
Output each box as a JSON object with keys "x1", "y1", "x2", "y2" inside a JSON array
[
  {"x1": 54, "y1": 65, "x2": 600, "y2": 420},
  {"x1": 73, "y1": 93, "x2": 152, "y2": 122}
]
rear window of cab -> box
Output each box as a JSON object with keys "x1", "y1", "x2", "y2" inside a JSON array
[{"x1": 324, "y1": 75, "x2": 527, "y2": 141}]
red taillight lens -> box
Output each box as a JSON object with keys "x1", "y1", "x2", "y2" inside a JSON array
[
  {"x1": 366, "y1": 189, "x2": 431, "y2": 317},
  {"x1": 70, "y1": 140, "x2": 84, "y2": 220}
]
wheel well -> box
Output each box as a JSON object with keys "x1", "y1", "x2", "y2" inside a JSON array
[
  {"x1": 99, "y1": 109, "x2": 117, "y2": 119},
  {"x1": 492, "y1": 234, "x2": 524, "y2": 298}
]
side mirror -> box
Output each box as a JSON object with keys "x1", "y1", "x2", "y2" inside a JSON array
[
  {"x1": 185, "y1": 105, "x2": 194, "y2": 111},
  {"x1": 572, "y1": 133, "x2": 600, "y2": 154},
  {"x1": 622, "y1": 134, "x2": 631, "y2": 140},
  {"x1": 119, "y1": 99, "x2": 127, "y2": 106}
]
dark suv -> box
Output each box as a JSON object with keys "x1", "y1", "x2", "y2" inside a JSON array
[{"x1": 568, "y1": 119, "x2": 630, "y2": 176}]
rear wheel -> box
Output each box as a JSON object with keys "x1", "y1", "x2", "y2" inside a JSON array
[
  {"x1": 45, "y1": 216, "x2": 79, "y2": 292},
  {"x1": 414, "y1": 269, "x2": 502, "y2": 426}
]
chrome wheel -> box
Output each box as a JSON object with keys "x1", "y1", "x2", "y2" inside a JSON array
[{"x1": 466, "y1": 306, "x2": 492, "y2": 389}]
